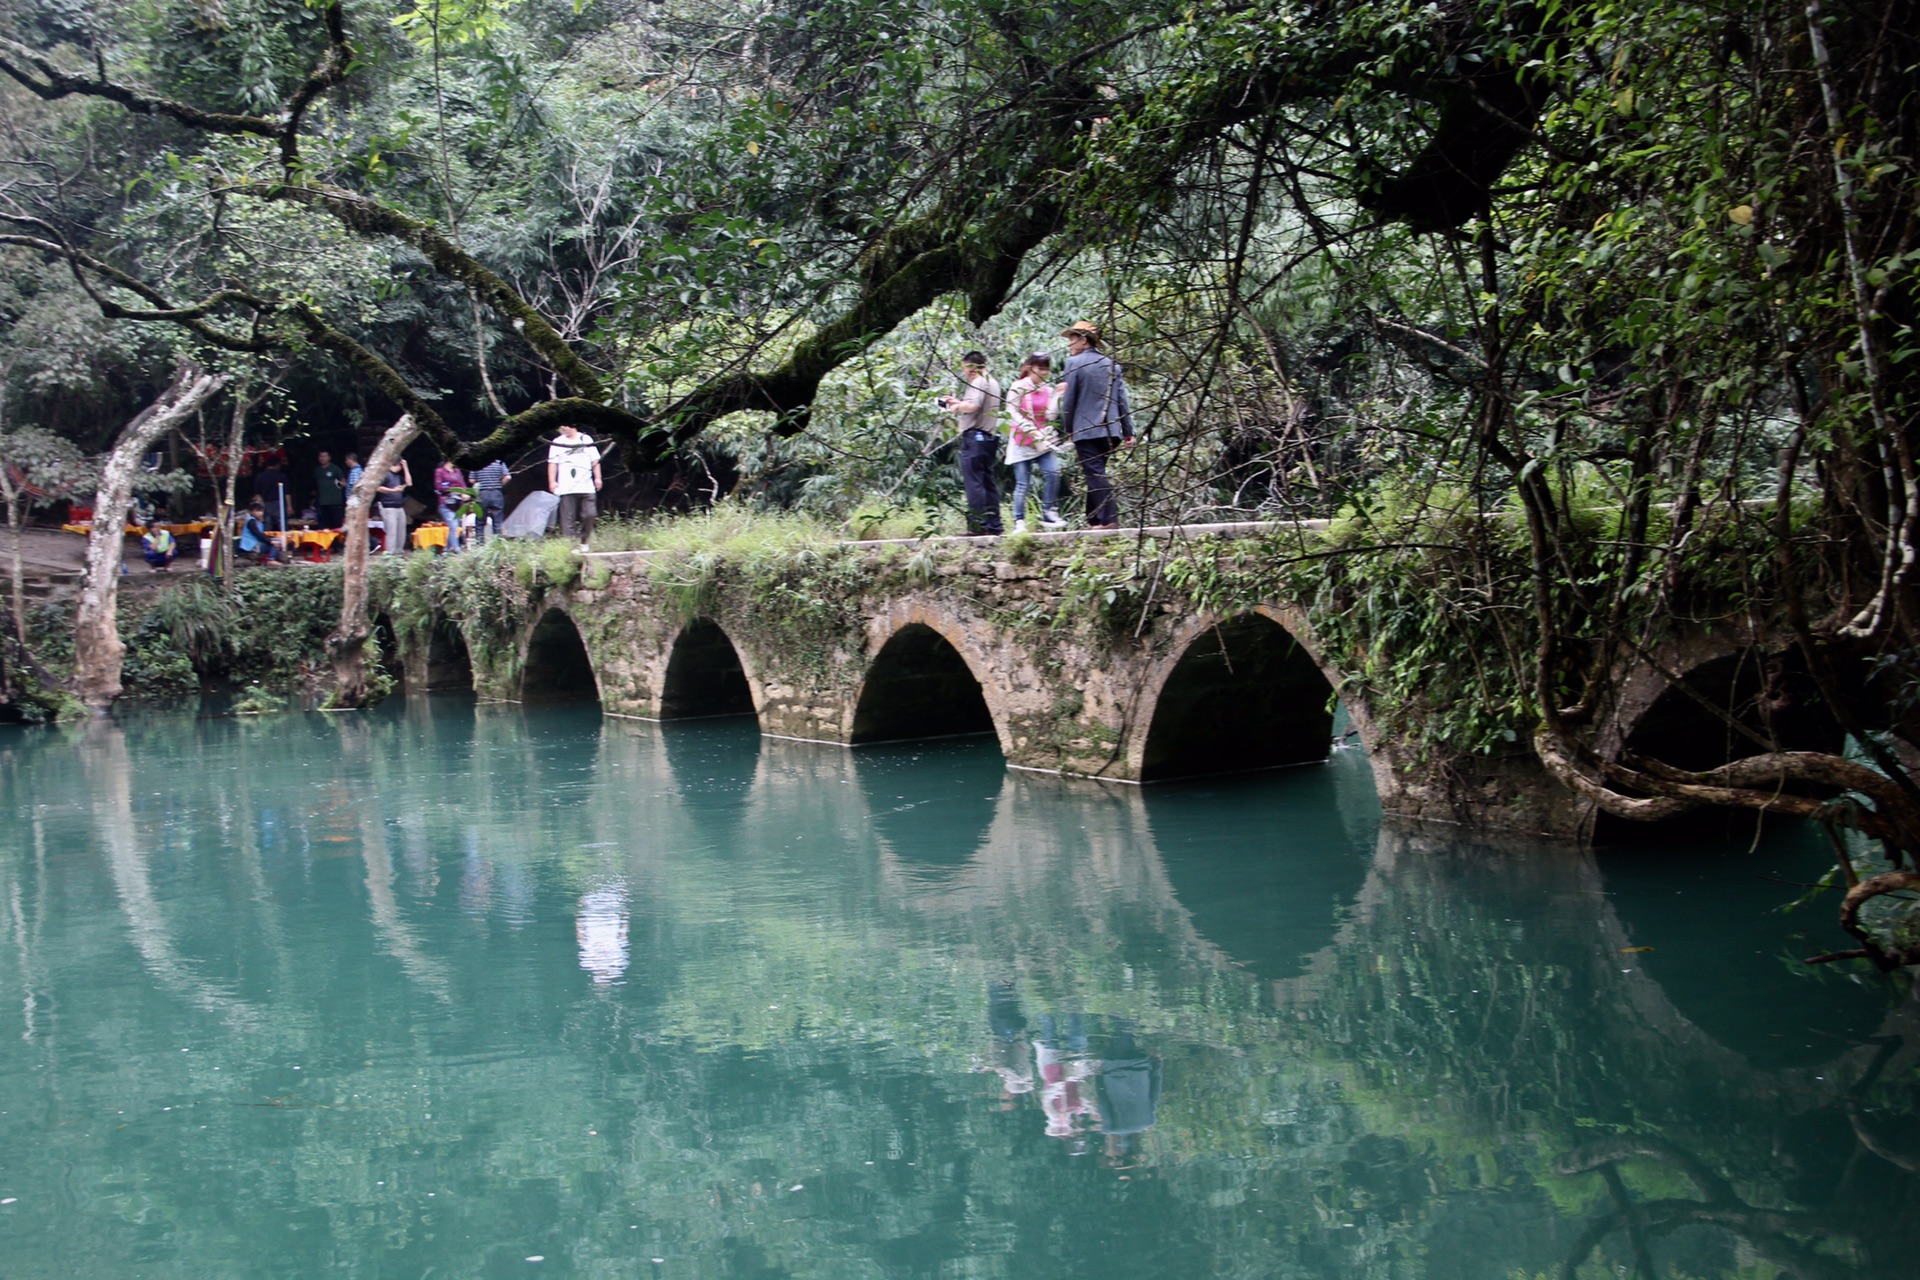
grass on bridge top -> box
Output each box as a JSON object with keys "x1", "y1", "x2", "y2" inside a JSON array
[{"x1": 578, "y1": 503, "x2": 966, "y2": 557}]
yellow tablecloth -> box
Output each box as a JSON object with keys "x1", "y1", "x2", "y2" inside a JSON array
[
  {"x1": 61, "y1": 521, "x2": 216, "y2": 537},
  {"x1": 62, "y1": 522, "x2": 143, "y2": 536},
  {"x1": 271, "y1": 529, "x2": 343, "y2": 561},
  {"x1": 411, "y1": 524, "x2": 449, "y2": 550}
]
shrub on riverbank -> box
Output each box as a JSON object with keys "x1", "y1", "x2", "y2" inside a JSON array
[{"x1": 16, "y1": 569, "x2": 345, "y2": 706}]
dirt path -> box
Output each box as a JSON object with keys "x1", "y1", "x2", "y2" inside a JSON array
[{"x1": 7, "y1": 525, "x2": 166, "y2": 578}]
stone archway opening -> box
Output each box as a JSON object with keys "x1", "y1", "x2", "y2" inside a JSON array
[
  {"x1": 851, "y1": 622, "x2": 996, "y2": 746},
  {"x1": 1599, "y1": 647, "x2": 1843, "y2": 840},
  {"x1": 521, "y1": 608, "x2": 600, "y2": 704},
  {"x1": 424, "y1": 617, "x2": 473, "y2": 692},
  {"x1": 370, "y1": 613, "x2": 406, "y2": 694},
  {"x1": 660, "y1": 618, "x2": 756, "y2": 720},
  {"x1": 1140, "y1": 614, "x2": 1337, "y2": 782}
]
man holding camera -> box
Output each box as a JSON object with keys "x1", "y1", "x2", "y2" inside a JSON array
[{"x1": 940, "y1": 350, "x2": 1005, "y2": 537}]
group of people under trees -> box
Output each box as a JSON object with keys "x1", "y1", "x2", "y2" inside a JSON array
[
  {"x1": 941, "y1": 320, "x2": 1136, "y2": 536},
  {"x1": 181, "y1": 424, "x2": 604, "y2": 568},
  {"x1": 135, "y1": 320, "x2": 1125, "y2": 573}
]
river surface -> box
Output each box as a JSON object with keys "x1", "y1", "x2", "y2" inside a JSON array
[{"x1": 2, "y1": 701, "x2": 1916, "y2": 1278}]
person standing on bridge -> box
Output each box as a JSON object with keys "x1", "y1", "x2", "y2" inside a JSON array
[
  {"x1": 1005, "y1": 353, "x2": 1066, "y2": 534},
  {"x1": 548, "y1": 422, "x2": 603, "y2": 552},
  {"x1": 1055, "y1": 321, "x2": 1135, "y2": 530},
  {"x1": 939, "y1": 350, "x2": 1004, "y2": 536}
]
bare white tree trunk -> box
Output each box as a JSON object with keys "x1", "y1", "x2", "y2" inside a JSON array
[
  {"x1": 3, "y1": 483, "x2": 24, "y2": 649},
  {"x1": 73, "y1": 364, "x2": 228, "y2": 711},
  {"x1": 327, "y1": 415, "x2": 421, "y2": 707},
  {"x1": 210, "y1": 372, "x2": 272, "y2": 587},
  {"x1": 2, "y1": 490, "x2": 18, "y2": 700}
]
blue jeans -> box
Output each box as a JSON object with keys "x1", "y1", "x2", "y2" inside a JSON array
[
  {"x1": 478, "y1": 495, "x2": 504, "y2": 544},
  {"x1": 1010, "y1": 450, "x2": 1061, "y2": 523},
  {"x1": 437, "y1": 502, "x2": 463, "y2": 551}
]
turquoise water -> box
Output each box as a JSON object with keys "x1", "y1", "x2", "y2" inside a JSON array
[{"x1": 1, "y1": 701, "x2": 1915, "y2": 1278}]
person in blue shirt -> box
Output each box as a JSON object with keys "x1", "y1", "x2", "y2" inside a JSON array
[{"x1": 237, "y1": 501, "x2": 282, "y2": 564}]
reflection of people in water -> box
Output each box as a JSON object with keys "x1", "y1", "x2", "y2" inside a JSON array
[
  {"x1": 977, "y1": 986, "x2": 1163, "y2": 1164},
  {"x1": 1037, "y1": 1013, "x2": 1098, "y2": 1152},
  {"x1": 978, "y1": 981, "x2": 1035, "y2": 1108},
  {"x1": 1094, "y1": 1022, "x2": 1162, "y2": 1168},
  {"x1": 575, "y1": 882, "x2": 630, "y2": 985}
]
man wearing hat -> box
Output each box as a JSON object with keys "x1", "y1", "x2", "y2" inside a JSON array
[{"x1": 1055, "y1": 321, "x2": 1135, "y2": 530}]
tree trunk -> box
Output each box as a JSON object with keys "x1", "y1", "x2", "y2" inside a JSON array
[
  {"x1": 211, "y1": 371, "x2": 270, "y2": 587},
  {"x1": 326, "y1": 414, "x2": 419, "y2": 707},
  {"x1": 4, "y1": 487, "x2": 24, "y2": 649},
  {"x1": 72, "y1": 363, "x2": 228, "y2": 712},
  {"x1": 2, "y1": 494, "x2": 16, "y2": 701}
]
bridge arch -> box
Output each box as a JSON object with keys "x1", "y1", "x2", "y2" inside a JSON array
[
  {"x1": 852, "y1": 603, "x2": 1008, "y2": 752},
  {"x1": 1599, "y1": 640, "x2": 1843, "y2": 838},
  {"x1": 1612, "y1": 643, "x2": 1842, "y2": 773},
  {"x1": 423, "y1": 616, "x2": 473, "y2": 692},
  {"x1": 520, "y1": 605, "x2": 601, "y2": 704},
  {"x1": 1127, "y1": 606, "x2": 1373, "y2": 783},
  {"x1": 659, "y1": 617, "x2": 760, "y2": 721}
]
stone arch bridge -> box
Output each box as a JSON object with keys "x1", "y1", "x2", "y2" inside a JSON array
[{"x1": 383, "y1": 524, "x2": 1820, "y2": 841}]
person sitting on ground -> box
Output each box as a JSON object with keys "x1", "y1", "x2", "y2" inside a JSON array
[
  {"x1": 141, "y1": 520, "x2": 177, "y2": 572},
  {"x1": 547, "y1": 423, "x2": 602, "y2": 551},
  {"x1": 237, "y1": 502, "x2": 282, "y2": 564}
]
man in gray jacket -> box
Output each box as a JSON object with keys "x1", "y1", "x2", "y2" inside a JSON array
[{"x1": 1055, "y1": 321, "x2": 1135, "y2": 529}]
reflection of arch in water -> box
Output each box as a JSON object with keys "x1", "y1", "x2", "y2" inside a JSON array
[
  {"x1": 867, "y1": 760, "x2": 1365, "y2": 995},
  {"x1": 1595, "y1": 819, "x2": 1894, "y2": 1070},
  {"x1": 660, "y1": 618, "x2": 757, "y2": 721},
  {"x1": 521, "y1": 607, "x2": 600, "y2": 704},
  {"x1": 424, "y1": 616, "x2": 473, "y2": 692},
  {"x1": 1599, "y1": 645, "x2": 1844, "y2": 840},
  {"x1": 852, "y1": 616, "x2": 1000, "y2": 749},
  {"x1": 1144, "y1": 750, "x2": 1378, "y2": 983},
  {"x1": 1361, "y1": 824, "x2": 1910, "y2": 1272},
  {"x1": 659, "y1": 717, "x2": 763, "y2": 853},
  {"x1": 856, "y1": 739, "x2": 1004, "y2": 880},
  {"x1": 1132, "y1": 610, "x2": 1355, "y2": 782}
]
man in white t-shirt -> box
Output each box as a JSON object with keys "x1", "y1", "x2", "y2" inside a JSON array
[{"x1": 547, "y1": 423, "x2": 603, "y2": 550}]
